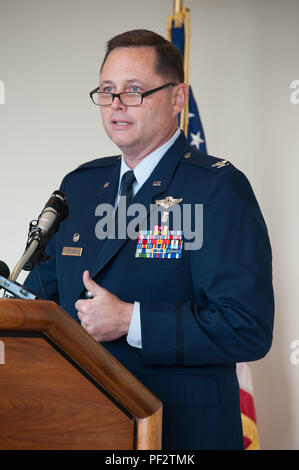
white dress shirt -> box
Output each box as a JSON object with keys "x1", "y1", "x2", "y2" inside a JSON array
[{"x1": 114, "y1": 128, "x2": 181, "y2": 349}]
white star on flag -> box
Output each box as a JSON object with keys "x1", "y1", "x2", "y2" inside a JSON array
[{"x1": 190, "y1": 131, "x2": 205, "y2": 150}]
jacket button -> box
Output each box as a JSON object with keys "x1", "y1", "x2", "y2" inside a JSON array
[{"x1": 184, "y1": 152, "x2": 191, "y2": 159}]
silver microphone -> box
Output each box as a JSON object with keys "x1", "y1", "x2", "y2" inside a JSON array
[{"x1": 34, "y1": 191, "x2": 68, "y2": 237}]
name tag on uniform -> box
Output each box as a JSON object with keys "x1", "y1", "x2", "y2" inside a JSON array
[
  {"x1": 62, "y1": 247, "x2": 83, "y2": 257},
  {"x1": 135, "y1": 226, "x2": 183, "y2": 259}
]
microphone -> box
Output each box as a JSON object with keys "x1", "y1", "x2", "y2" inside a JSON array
[
  {"x1": 33, "y1": 190, "x2": 68, "y2": 238},
  {"x1": 0, "y1": 261, "x2": 10, "y2": 279},
  {"x1": 9, "y1": 190, "x2": 69, "y2": 281}
]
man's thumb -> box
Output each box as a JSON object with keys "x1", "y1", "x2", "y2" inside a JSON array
[{"x1": 83, "y1": 270, "x2": 99, "y2": 297}]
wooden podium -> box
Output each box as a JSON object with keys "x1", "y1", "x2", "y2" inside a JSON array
[{"x1": 0, "y1": 299, "x2": 162, "y2": 450}]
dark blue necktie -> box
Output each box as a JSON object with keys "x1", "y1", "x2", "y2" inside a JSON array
[{"x1": 120, "y1": 170, "x2": 136, "y2": 203}]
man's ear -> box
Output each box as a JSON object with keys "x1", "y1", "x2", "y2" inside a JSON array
[{"x1": 172, "y1": 83, "x2": 189, "y2": 115}]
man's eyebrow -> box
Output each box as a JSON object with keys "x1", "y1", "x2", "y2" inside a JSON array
[
  {"x1": 100, "y1": 80, "x2": 114, "y2": 86},
  {"x1": 100, "y1": 79, "x2": 146, "y2": 87},
  {"x1": 126, "y1": 79, "x2": 144, "y2": 84}
]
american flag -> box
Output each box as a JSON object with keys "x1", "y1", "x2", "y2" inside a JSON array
[{"x1": 169, "y1": 22, "x2": 207, "y2": 154}]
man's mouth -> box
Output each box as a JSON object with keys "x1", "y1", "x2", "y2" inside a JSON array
[{"x1": 111, "y1": 120, "x2": 133, "y2": 128}]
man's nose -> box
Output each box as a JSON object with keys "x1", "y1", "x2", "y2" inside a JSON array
[{"x1": 110, "y1": 95, "x2": 126, "y2": 110}]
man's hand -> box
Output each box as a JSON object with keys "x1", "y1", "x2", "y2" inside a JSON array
[{"x1": 75, "y1": 270, "x2": 133, "y2": 342}]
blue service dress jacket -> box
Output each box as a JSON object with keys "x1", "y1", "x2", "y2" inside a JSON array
[{"x1": 24, "y1": 132, "x2": 274, "y2": 450}]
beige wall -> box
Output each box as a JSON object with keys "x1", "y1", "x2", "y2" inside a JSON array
[{"x1": 1, "y1": 0, "x2": 298, "y2": 449}]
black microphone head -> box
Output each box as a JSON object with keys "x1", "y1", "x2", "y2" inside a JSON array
[
  {"x1": 46, "y1": 190, "x2": 69, "y2": 221},
  {"x1": 0, "y1": 261, "x2": 10, "y2": 278}
]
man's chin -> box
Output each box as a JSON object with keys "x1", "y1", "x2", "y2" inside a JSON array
[{"x1": 108, "y1": 130, "x2": 137, "y2": 151}]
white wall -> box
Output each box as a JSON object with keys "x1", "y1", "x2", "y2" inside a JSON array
[{"x1": 1, "y1": 0, "x2": 298, "y2": 450}]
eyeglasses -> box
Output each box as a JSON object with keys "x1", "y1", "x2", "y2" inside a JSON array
[{"x1": 89, "y1": 82, "x2": 177, "y2": 107}]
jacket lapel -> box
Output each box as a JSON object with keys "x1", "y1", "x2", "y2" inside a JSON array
[
  {"x1": 88, "y1": 132, "x2": 190, "y2": 282},
  {"x1": 86, "y1": 158, "x2": 121, "y2": 271},
  {"x1": 94, "y1": 157, "x2": 121, "y2": 206}
]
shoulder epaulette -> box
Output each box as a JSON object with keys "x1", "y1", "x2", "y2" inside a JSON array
[
  {"x1": 181, "y1": 149, "x2": 235, "y2": 173},
  {"x1": 76, "y1": 154, "x2": 121, "y2": 170},
  {"x1": 62, "y1": 155, "x2": 121, "y2": 180}
]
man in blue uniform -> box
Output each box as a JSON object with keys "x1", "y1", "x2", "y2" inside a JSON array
[{"x1": 24, "y1": 29, "x2": 274, "y2": 449}]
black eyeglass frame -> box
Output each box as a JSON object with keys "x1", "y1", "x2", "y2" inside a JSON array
[{"x1": 89, "y1": 82, "x2": 178, "y2": 106}]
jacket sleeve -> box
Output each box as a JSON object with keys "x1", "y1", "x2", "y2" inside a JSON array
[{"x1": 140, "y1": 169, "x2": 274, "y2": 366}]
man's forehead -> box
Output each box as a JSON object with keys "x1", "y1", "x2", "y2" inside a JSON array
[
  {"x1": 101, "y1": 46, "x2": 157, "y2": 70},
  {"x1": 106, "y1": 45, "x2": 156, "y2": 57},
  {"x1": 100, "y1": 46, "x2": 159, "y2": 83}
]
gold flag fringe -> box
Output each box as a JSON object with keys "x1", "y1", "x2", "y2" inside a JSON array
[{"x1": 166, "y1": 7, "x2": 191, "y2": 138}]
